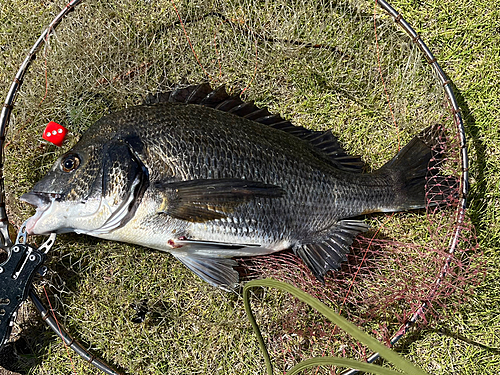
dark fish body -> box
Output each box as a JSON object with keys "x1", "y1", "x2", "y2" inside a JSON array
[{"x1": 21, "y1": 84, "x2": 442, "y2": 288}]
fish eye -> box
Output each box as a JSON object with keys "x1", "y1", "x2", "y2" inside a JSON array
[{"x1": 61, "y1": 154, "x2": 81, "y2": 173}]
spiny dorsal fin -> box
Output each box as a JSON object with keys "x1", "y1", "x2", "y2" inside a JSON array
[{"x1": 144, "y1": 84, "x2": 364, "y2": 173}]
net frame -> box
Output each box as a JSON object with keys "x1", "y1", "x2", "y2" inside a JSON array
[{"x1": 0, "y1": 0, "x2": 471, "y2": 373}]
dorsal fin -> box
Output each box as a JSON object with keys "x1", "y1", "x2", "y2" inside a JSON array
[{"x1": 144, "y1": 84, "x2": 364, "y2": 173}]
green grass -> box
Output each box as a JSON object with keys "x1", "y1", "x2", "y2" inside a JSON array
[{"x1": 0, "y1": 0, "x2": 499, "y2": 374}]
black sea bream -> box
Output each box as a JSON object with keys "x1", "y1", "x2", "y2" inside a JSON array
[{"x1": 21, "y1": 84, "x2": 444, "y2": 289}]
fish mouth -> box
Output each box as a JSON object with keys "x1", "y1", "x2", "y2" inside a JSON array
[
  {"x1": 20, "y1": 191, "x2": 61, "y2": 206},
  {"x1": 19, "y1": 191, "x2": 61, "y2": 235}
]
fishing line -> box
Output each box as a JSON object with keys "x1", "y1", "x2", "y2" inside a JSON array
[
  {"x1": 172, "y1": 3, "x2": 260, "y2": 93},
  {"x1": 170, "y1": 0, "x2": 211, "y2": 81}
]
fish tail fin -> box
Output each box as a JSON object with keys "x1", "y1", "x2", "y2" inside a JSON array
[{"x1": 377, "y1": 124, "x2": 454, "y2": 211}]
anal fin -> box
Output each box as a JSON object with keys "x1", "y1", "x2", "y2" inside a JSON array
[{"x1": 293, "y1": 220, "x2": 369, "y2": 282}]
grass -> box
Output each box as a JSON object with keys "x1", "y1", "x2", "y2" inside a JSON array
[{"x1": 0, "y1": 0, "x2": 499, "y2": 374}]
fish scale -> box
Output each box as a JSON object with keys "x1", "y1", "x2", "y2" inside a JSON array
[{"x1": 20, "y1": 84, "x2": 446, "y2": 288}]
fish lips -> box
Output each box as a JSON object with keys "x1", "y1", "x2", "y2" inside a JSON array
[
  {"x1": 19, "y1": 191, "x2": 60, "y2": 235},
  {"x1": 20, "y1": 191, "x2": 53, "y2": 207}
]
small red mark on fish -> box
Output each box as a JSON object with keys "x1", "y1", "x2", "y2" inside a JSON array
[
  {"x1": 168, "y1": 239, "x2": 183, "y2": 248},
  {"x1": 43, "y1": 121, "x2": 67, "y2": 147}
]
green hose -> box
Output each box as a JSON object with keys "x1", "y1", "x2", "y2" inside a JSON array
[{"x1": 243, "y1": 279, "x2": 430, "y2": 375}]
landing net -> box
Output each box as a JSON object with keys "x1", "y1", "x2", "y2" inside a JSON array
[{"x1": 0, "y1": 0, "x2": 479, "y2": 373}]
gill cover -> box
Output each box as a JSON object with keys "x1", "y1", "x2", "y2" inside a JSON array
[{"x1": 91, "y1": 140, "x2": 149, "y2": 234}]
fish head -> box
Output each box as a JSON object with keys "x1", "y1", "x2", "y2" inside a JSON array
[{"x1": 20, "y1": 136, "x2": 148, "y2": 236}]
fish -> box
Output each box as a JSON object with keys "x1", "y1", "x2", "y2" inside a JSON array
[{"x1": 20, "y1": 83, "x2": 448, "y2": 290}]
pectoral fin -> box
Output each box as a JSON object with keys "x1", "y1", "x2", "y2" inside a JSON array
[{"x1": 155, "y1": 178, "x2": 284, "y2": 222}]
